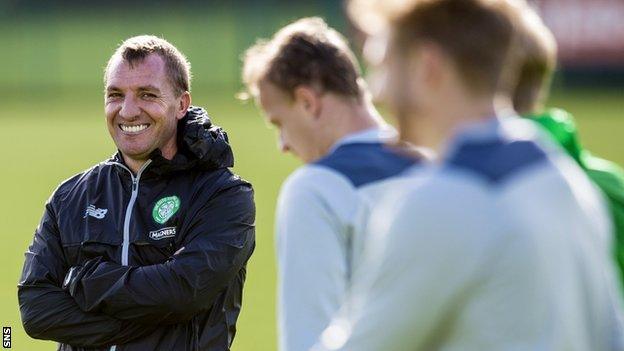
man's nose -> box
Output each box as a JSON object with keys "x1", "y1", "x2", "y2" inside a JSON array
[{"x1": 119, "y1": 95, "x2": 141, "y2": 119}]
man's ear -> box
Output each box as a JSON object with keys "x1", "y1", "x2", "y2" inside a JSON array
[
  {"x1": 177, "y1": 91, "x2": 192, "y2": 120},
  {"x1": 293, "y1": 86, "x2": 321, "y2": 118}
]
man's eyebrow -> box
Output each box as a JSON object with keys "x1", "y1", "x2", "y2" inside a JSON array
[
  {"x1": 105, "y1": 85, "x2": 162, "y2": 93},
  {"x1": 137, "y1": 85, "x2": 162, "y2": 93},
  {"x1": 106, "y1": 86, "x2": 121, "y2": 92}
]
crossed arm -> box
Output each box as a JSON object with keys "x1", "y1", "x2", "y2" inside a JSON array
[
  {"x1": 63, "y1": 184, "x2": 256, "y2": 325},
  {"x1": 18, "y1": 203, "x2": 157, "y2": 347},
  {"x1": 18, "y1": 184, "x2": 255, "y2": 346}
]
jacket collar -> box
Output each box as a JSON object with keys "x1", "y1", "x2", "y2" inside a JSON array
[
  {"x1": 328, "y1": 125, "x2": 397, "y2": 153},
  {"x1": 108, "y1": 106, "x2": 234, "y2": 177}
]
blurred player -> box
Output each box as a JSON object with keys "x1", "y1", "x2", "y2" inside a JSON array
[
  {"x1": 313, "y1": 0, "x2": 624, "y2": 350},
  {"x1": 241, "y1": 17, "x2": 425, "y2": 351},
  {"x1": 513, "y1": 4, "x2": 624, "y2": 287}
]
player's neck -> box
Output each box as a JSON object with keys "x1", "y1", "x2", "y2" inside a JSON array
[
  {"x1": 321, "y1": 96, "x2": 387, "y2": 152},
  {"x1": 316, "y1": 94, "x2": 386, "y2": 161},
  {"x1": 402, "y1": 95, "x2": 502, "y2": 156}
]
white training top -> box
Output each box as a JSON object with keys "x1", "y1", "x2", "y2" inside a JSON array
[
  {"x1": 275, "y1": 126, "x2": 421, "y2": 351},
  {"x1": 313, "y1": 116, "x2": 624, "y2": 351}
]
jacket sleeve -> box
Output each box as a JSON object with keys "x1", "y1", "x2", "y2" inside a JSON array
[
  {"x1": 275, "y1": 167, "x2": 351, "y2": 351},
  {"x1": 65, "y1": 183, "x2": 256, "y2": 325},
  {"x1": 18, "y1": 200, "x2": 157, "y2": 347}
]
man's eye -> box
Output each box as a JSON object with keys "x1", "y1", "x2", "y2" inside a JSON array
[
  {"x1": 107, "y1": 93, "x2": 122, "y2": 99},
  {"x1": 141, "y1": 93, "x2": 157, "y2": 99}
]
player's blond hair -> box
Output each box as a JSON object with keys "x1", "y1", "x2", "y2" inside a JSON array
[
  {"x1": 241, "y1": 17, "x2": 364, "y2": 100},
  {"x1": 348, "y1": 0, "x2": 527, "y2": 95}
]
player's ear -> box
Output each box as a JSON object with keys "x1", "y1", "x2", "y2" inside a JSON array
[
  {"x1": 176, "y1": 91, "x2": 191, "y2": 120},
  {"x1": 293, "y1": 86, "x2": 321, "y2": 118}
]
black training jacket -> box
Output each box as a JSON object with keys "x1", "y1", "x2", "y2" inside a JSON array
[{"x1": 18, "y1": 107, "x2": 255, "y2": 351}]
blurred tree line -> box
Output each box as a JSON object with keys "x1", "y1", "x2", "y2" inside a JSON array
[
  {"x1": 0, "y1": 0, "x2": 339, "y2": 16},
  {"x1": 0, "y1": 0, "x2": 348, "y2": 101}
]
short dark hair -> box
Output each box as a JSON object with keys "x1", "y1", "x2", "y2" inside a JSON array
[
  {"x1": 242, "y1": 17, "x2": 364, "y2": 100},
  {"x1": 350, "y1": 0, "x2": 523, "y2": 95},
  {"x1": 105, "y1": 35, "x2": 191, "y2": 96}
]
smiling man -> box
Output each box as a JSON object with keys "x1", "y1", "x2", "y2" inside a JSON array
[
  {"x1": 105, "y1": 54, "x2": 183, "y2": 171},
  {"x1": 18, "y1": 35, "x2": 255, "y2": 351}
]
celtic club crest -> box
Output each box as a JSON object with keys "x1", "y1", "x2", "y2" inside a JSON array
[{"x1": 152, "y1": 196, "x2": 181, "y2": 224}]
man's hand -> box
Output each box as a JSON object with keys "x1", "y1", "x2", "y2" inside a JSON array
[{"x1": 62, "y1": 257, "x2": 105, "y2": 299}]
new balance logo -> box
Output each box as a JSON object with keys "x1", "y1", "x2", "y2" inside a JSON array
[{"x1": 84, "y1": 205, "x2": 108, "y2": 219}]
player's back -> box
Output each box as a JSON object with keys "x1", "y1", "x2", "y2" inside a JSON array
[
  {"x1": 435, "y1": 116, "x2": 623, "y2": 350},
  {"x1": 323, "y1": 116, "x2": 624, "y2": 351}
]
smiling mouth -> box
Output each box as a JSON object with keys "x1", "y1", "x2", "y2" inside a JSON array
[{"x1": 119, "y1": 124, "x2": 150, "y2": 133}]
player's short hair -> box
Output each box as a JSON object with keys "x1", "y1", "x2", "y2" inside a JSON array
[
  {"x1": 241, "y1": 17, "x2": 364, "y2": 100},
  {"x1": 349, "y1": 0, "x2": 525, "y2": 95},
  {"x1": 512, "y1": 6, "x2": 557, "y2": 115},
  {"x1": 105, "y1": 35, "x2": 191, "y2": 96}
]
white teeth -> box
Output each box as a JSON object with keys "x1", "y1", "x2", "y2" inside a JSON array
[{"x1": 120, "y1": 124, "x2": 149, "y2": 133}]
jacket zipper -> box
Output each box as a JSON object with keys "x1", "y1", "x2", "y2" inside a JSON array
[
  {"x1": 108, "y1": 159, "x2": 152, "y2": 351},
  {"x1": 121, "y1": 160, "x2": 152, "y2": 266}
]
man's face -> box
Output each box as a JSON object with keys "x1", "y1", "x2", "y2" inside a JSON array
[
  {"x1": 257, "y1": 80, "x2": 319, "y2": 163},
  {"x1": 105, "y1": 54, "x2": 188, "y2": 163},
  {"x1": 366, "y1": 33, "x2": 427, "y2": 122}
]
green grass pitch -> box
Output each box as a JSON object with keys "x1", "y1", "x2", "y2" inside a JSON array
[
  {"x1": 0, "y1": 8, "x2": 622, "y2": 350},
  {"x1": 1, "y1": 88, "x2": 622, "y2": 350}
]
